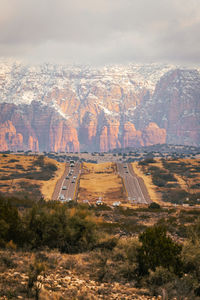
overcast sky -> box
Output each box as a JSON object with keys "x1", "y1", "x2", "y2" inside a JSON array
[{"x1": 0, "y1": 0, "x2": 200, "y2": 65}]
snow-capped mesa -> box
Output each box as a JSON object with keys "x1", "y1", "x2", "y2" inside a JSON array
[
  {"x1": 0, "y1": 60, "x2": 175, "y2": 107},
  {"x1": 0, "y1": 59, "x2": 199, "y2": 152}
]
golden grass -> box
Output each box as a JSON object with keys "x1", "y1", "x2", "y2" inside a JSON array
[
  {"x1": 0, "y1": 154, "x2": 37, "y2": 173},
  {"x1": 132, "y1": 158, "x2": 200, "y2": 207},
  {"x1": 40, "y1": 158, "x2": 65, "y2": 200},
  {"x1": 0, "y1": 154, "x2": 65, "y2": 200},
  {"x1": 167, "y1": 159, "x2": 200, "y2": 194},
  {"x1": 78, "y1": 162, "x2": 125, "y2": 204}
]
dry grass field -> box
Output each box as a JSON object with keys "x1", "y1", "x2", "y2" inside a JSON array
[
  {"x1": 0, "y1": 154, "x2": 65, "y2": 200},
  {"x1": 40, "y1": 161, "x2": 65, "y2": 200},
  {"x1": 133, "y1": 158, "x2": 200, "y2": 206},
  {"x1": 78, "y1": 162, "x2": 126, "y2": 204}
]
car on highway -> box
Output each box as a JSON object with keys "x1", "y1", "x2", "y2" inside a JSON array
[
  {"x1": 71, "y1": 180, "x2": 75, "y2": 183},
  {"x1": 62, "y1": 186, "x2": 67, "y2": 190},
  {"x1": 96, "y1": 200, "x2": 103, "y2": 205},
  {"x1": 66, "y1": 176, "x2": 70, "y2": 179},
  {"x1": 83, "y1": 199, "x2": 90, "y2": 204},
  {"x1": 112, "y1": 201, "x2": 121, "y2": 207},
  {"x1": 73, "y1": 176, "x2": 77, "y2": 179},
  {"x1": 66, "y1": 197, "x2": 72, "y2": 202},
  {"x1": 59, "y1": 194, "x2": 65, "y2": 200}
]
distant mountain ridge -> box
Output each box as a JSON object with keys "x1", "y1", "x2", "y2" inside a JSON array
[{"x1": 0, "y1": 60, "x2": 199, "y2": 152}]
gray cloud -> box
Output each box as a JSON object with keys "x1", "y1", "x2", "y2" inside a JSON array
[{"x1": 0, "y1": 0, "x2": 200, "y2": 65}]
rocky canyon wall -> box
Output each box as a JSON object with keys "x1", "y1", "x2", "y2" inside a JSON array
[{"x1": 0, "y1": 62, "x2": 199, "y2": 152}]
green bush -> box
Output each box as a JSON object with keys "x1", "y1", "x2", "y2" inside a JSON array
[
  {"x1": 148, "y1": 202, "x2": 161, "y2": 209},
  {"x1": 137, "y1": 225, "x2": 183, "y2": 276}
]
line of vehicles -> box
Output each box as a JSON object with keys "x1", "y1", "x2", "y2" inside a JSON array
[
  {"x1": 58, "y1": 161, "x2": 145, "y2": 206},
  {"x1": 59, "y1": 160, "x2": 77, "y2": 202}
]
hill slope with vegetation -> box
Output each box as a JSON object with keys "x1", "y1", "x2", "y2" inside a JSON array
[{"x1": 0, "y1": 154, "x2": 65, "y2": 201}]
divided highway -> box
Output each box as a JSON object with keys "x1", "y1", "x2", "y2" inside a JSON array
[
  {"x1": 52, "y1": 161, "x2": 151, "y2": 205},
  {"x1": 117, "y1": 163, "x2": 151, "y2": 205},
  {"x1": 52, "y1": 162, "x2": 81, "y2": 201}
]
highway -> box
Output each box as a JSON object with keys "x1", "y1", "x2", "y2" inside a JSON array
[
  {"x1": 52, "y1": 162, "x2": 81, "y2": 202},
  {"x1": 53, "y1": 161, "x2": 150, "y2": 205},
  {"x1": 117, "y1": 163, "x2": 151, "y2": 205}
]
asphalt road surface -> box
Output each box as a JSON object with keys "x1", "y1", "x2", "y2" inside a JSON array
[
  {"x1": 52, "y1": 162, "x2": 81, "y2": 201},
  {"x1": 117, "y1": 163, "x2": 151, "y2": 205}
]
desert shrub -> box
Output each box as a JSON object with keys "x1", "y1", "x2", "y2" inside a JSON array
[
  {"x1": 148, "y1": 202, "x2": 161, "y2": 209},
  {"x1": 0, "y1": 253, "x2": 17, "y2": 269},
  {"x1": 113, "y1": 238, "x2": 141, "y2": 281},
  {"x1": 99, "y1": 222, "x2": 120, "y2": 235},
  {"x1": 162, "y1": 189, "x2": 189, "y2": 204},
  {"x1": 33, "y1": 155, "x2": 45, "y2": 167},
  {"x1": 139, "y1": 158, "x2": 155, "y2": 166},
  {"x1": 64, "y1": 256, "x2": 79, "y2": 270},
  {"x1": 150, "y1": 165, "x2": 177, "y2": 187},
  {"x1": 148, "y1": 166, "x2": 159, "y2": 172},
  {"x1": 25, "y1": 205, "x2": 99, "y2": 253},
  {"x1": 137, "y1": 225, "x2": 183, "y2": 276},
  {"x1": 162, "y1": 160, "x2": 189, "y2": 174},
  {"x1": 175, "y1": 225, "x2": 188, "y2": 238},
  {"x1": 152, "y1": 176, "x2": 166, "y2": 187},
  {"x1": 27, "y1": 256, "x2": 47, "y2": 299},
  {"x1": 0, "y1": 175, "x2": 10, "y2": 180},
  {"x1": 15, "y1": 164, "x2": 25, "y2": 170},
  {"x1": 146, "y1": 267, "x2": 197, "y2": 298},
  {"x1": 0, "y1": 184, "x2": 9, "y2": 187},
  {"x1": 91, "y1": 237, "x2": 141, "y2": 283},
  {"x1": 0, "y1": 196, "x2": 24, "y2": 247},
  {"x1": 191, "y1": 183, "x2": 200, "y2": 189},
  {"x1": 114, "y1": 206, "x2": 138, "y2": 216},
  {"x1": 120, "y1": 222, "x2": 146, "y2": 234},
  {"x1": 94, "y1": 236, "x2": 118, "y2": 251},
  {"x1": 45, "y1": 162, "x2": 57, "y2": 172},
  {"x1": 147, "y1": 266, "x2": 175, "y2": 294},
  {"x1": 8, "y1": 159, "x2": 19, "y2": 163}
]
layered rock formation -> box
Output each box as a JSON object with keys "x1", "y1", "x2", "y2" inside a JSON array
[
  {"x1": 0, "y1": 120, "x2": 23, "y2": 151},
  {"x1": 0, "y1": 60, "x2": 199, "y2": 152},
  {"x1": 136, "y1": 69, "x2": 200, "y2": 146}
]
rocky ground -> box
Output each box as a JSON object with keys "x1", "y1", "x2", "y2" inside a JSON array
[{"x1": 0, "y1": 250, "x2": 162, "y2": 300}]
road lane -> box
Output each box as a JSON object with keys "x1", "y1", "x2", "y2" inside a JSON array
[
  {"x1": 52, "y1": 164, "x2": 69, "y2": 200},
  {"x1": 128, "y1": 163, "x2": 151, "y2": 204},
  {"x1": 52, "y1": 162, "x2": 81, "y2": 201},
  {"x1": 64, "y1": 162, "x2": 81, "y2": 200},
  {"x1": 117, "y1": 163, "x2": 151, "y2": 205}
]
